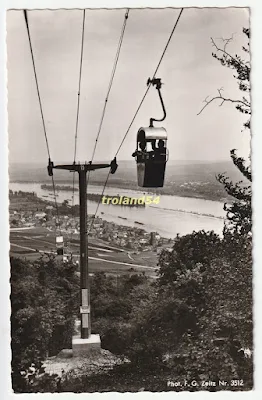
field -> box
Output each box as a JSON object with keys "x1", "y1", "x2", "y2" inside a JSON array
[{"x1": 10, "y1": 227, "x2": 158, "y2": 278}]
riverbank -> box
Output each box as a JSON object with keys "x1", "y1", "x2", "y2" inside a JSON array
[
  {"x1": 10, "y1": 179, "x2": 230, "y2": 203},
  {"x1": 9, "y1": 183, "x2": 225, "y2": 238}
]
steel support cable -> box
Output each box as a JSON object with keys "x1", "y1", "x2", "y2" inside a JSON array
[
  {"x1": 87, "y1": 8, "x2": 129, "y2": 185},
  {"x1": 86, "y1": 8, "x2": 129, "y2": 233},
  {"x1": 87, "y1": 8, "x2": 184, "y2": 234},
  {"x1": 72, "y1": 10, "x2": 86, "y2": 196},
  {"x1": 23, "y1": 10, "x2": 62, "y2": 236},
  {"x1": 70, "y1": 10, "x2": 86, "y2": 244},
  {"x1": 115, "y1": 7, "x2": 184, "y2": 157}
]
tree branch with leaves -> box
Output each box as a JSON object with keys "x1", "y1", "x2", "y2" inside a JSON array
[{"x1": 198, "y1": 28, "x2": 251, "y2": 237}]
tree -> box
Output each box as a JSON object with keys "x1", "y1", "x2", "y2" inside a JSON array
[
  {"x1": 127, "y1": 230, "x2": 253, "y2": 386},
  {"x1": 90, "y1": 273, "x2": 153, "y2": 355},
  {"x1": 198, "y1": 28, "x2": 251, "y2": 237},
  {"x1": 11, "y1": 256, "x2": 79, "y2": 392},
  {"x1": 157, "y1": 230, "x2": 221, "y2": 288}
]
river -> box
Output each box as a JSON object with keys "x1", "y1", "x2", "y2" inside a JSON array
[{"x1": 9, "y1": 182, "x2": 226, "y2": 238}]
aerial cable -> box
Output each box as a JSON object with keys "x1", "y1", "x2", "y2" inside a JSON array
[
  {"x1": 87, "y1": 8, "x2": 129, "y2": 184},
  {"x1": 24, "y1": 10, "x2": 50, "y2": 159},
  {"x1": 72, "y1": 10, "x2": 86, "y2": 201},
  {"x1": 70, "y1": 10, "x2": 86, "y2": 244},
  {"x1": 87, "y1": 170, "x2": 110, "y2": 234},
  {"x1": 88, "y1": 8, "x2": 184, "y2": 233},
  {"x1": 115, "y1": 7, "x2": 184, "y2": 157},
  {"x1": 86, "y1": 8, "x2": 129, "y2": 232},
  {"x1": 23, "y1": 10, "x2": 62, "y2": 236}
]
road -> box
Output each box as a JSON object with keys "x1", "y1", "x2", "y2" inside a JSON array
[
  {"x1": 10, "y1": 243, "x2": 155, "y2": 270},
  {"x1": 88, "y1": 256, "x2": 155, "y2": 270}
]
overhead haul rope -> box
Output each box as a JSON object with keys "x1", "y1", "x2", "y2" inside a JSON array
[
  {"x1": 71, "y1": 9, "x2": 129, "y2": 243},
  {"x1": 88, "y1": 8, "x2": 184, "y2": 234},
  {"x1": 84, "y1": 8, "x2": 129, "y2": 233},
  {"x1": 23, "y1": 10, "x2": 62, "y2": 236},
  {"x1": 70, "y1": 10, "x2": 86, "y2": 245},
  {"x1": 87, "y1": 8, "x2": 129, "y2": 185}
]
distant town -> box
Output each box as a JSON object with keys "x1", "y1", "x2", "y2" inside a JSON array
[{"x1": 9, "y1": 189, "x2": 172, "y2": 256}]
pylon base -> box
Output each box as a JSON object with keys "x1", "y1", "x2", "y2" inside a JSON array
[{"x1": 72, "y1": 334, "x2": 101, "y2": 357}]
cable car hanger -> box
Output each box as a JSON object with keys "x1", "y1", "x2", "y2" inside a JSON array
[
  {"x1": 133, "y1": 77, "x2": 168, "y2": 188},
  {"x1": 147, "y1": 77, "x2": 166, "y2": 127}
]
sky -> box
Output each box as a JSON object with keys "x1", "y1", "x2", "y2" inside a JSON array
[{"x1": 7, "y1": 7, "x2": 250, "y2": 164}]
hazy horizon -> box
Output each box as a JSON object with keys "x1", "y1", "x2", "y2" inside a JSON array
[{"x1": 9, "y1": 159, "x2": 234, "y2": 165}]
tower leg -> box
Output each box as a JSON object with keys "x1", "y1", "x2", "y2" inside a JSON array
[
  {"x1": 78, "y1": 168, "x2": 91, "y2": 339},
  {"x1": 72, "y1": 167, "x2": 101, "y2": 356}
]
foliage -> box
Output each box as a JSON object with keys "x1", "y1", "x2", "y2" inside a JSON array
[
  {"x1": 27, "y1": 229, "x2": 252, "y2": 392},
  {"x1": 172, "y1": 235, "x2": 252, "y2": 384},
  {"x1": 11, "y1": 256, "x2": 79, "y2": 392},
  {"x1": 211, "y1": 29, "x2": 250, "y2": 120},
  {"x1": 124, "y1": 230, "x2": 253, "y2": 386},
  {"x1": 90, "y1": 272, "x2": 154, "y2": 355},
  {"x1": 217, "y1": 155, "x2": 251, "y2": 236},
  {"x1": 211, "y1": 28, "x2": 251, "y2": 236},
  {"x1": 157, "y1": 230, "x2": 221, "y2": 287},
  {"x1": 14, "y1": 227, "x2": 252, "y2": 392}
]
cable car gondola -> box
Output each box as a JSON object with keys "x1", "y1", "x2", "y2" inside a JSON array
[
  {"x1": 135, "y1": 127, "x2": 168, "y2": 187},
  {"x1": 133, "y1": 78, "x2": 168, "y2": 188}
]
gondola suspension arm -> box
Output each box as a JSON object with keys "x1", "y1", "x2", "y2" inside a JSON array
[{"x1": 147, "y1": 77, "x2": 166, "y2": 127}]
